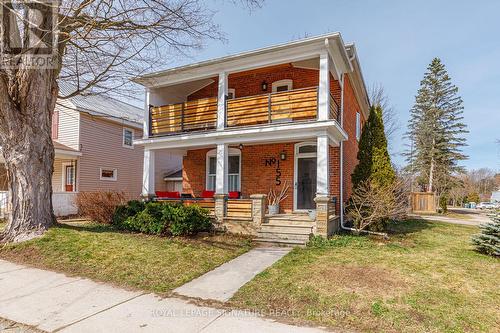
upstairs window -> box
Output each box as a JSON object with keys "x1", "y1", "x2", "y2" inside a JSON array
[
  {"x1": 356, "y1": 112, "x2": 361, "y2": 141},
  {"x1": 123, "y1": 128, "x2": 134, "y2": 148},
  {"x1": 272, "y1": 79, "x2": 293, "y2": 93}
]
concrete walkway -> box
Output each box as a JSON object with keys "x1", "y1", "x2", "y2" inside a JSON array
[
  {"x1": 174, "y1": 247, "x2": 291, "y2": 302},
  {"x1": 0, "y1": 257, "x2": 324, "y2": 332}
]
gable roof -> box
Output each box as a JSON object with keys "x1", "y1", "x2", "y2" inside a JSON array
[{"x1": 57, "y1": 83, "x2": 143, "y2": 126}]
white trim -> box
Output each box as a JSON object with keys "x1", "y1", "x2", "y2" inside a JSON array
[
  {"x1": 318, "y1": 52, "x2": 331, "y2": 121},
  {"x1": 55, "y1": 149, "x2": 82, "y2": 158},
  {"x1": 61, "y1": 161, "x2": 77, "y2": 193},
  {"x1": 294, "y1": 142, "x2": 317, "y2": 211},
  {"x1": 142, "y1": 149, "x2": 155, "y2": 195},
  {"x1": 206, "y1": 147, "x2": 241, "y2": 192},
  {"x1": 100, "y1": 168, "x2": 118, "y2": 181},
  {"x1": 136, "y1": 121, "x2": 347, "y2": 150},
  {"x1": 271, "y1": 79, "x2": 293, "y2": 92},
  {"x1": 123, "y1": 127, "x2": 135, "y2": 149},
  {"x1": 355, "y1": 112, "x2": 361, "y2": 141},
  {"x1": 217, "y1": 72, "x2": 228, "y2": 130}
]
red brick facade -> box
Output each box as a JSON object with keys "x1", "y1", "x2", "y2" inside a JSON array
[{"x1": 182, "y1": 67, "x2": 365, "y2": 215}]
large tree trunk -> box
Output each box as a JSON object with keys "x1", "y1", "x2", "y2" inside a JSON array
[
  {"x1": 428, "y1": 158, "x2": 434, "y2": 193},
  {"x1": 0, "y1": 76, "x2": 58, "y2": 242}
]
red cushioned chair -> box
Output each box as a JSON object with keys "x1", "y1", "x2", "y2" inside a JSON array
[
  {"x1": 201, "y1": 190, "x2": 215, "y2": 198},
  {"x1": 228, "y1": 191, "x2": 240, "y2": 199},
  {"x1": 156, "y1": 191, "x2": 180, "y2": 199}
]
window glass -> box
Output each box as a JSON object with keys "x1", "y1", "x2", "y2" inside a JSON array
[
  {"x1": 101, "y1": 169, "x2": 116, "y2": 180},
  {"x1": 208, "y1": 156, "x2": 216, "y2": 175},
  {"x1": 228, "y1": 155, "x2": 240, "y2": 174},
  {"x1": 123, "y1": 129, "x2": 133, "y2": 147},
  {"x1": 356, "y1": 112, "x2": 361, "y2": 140},
  {"x1": 298, "y1": 145, "x2": 317, "y2": 154},
  {"x1": 276, "y1": 85, "x2": 289, "y2": 92}
]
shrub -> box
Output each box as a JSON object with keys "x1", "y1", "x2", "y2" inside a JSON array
[
  {"x1": 75, "y1": 191, "x2": 126, "y2": 224},
  {"x1": 472, "y1": 213, "x2": 499, "y2": 257},
  {"x1": 439, "y1": 195, "x2": 448, "y2": 214},
  {"x1": 112, "y1": 201, "x2": 212, "y2": 236}
]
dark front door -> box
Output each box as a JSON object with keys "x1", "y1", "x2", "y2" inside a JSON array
[{"x1": 297, "y1": 157, "x2": 317, "y2": 210}]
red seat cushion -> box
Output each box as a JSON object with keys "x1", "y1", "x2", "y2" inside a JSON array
[
  {"x1": 228, "y1": 191, "x2": 240, "y2": 199},
  {"x1": 156, "y1": 191, "x2": 180, "y2": 198},
  {"x1": 201, "y1": 190, "x2": 215, "y2": 198}
]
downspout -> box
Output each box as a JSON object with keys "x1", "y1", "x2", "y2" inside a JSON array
[{"x1": 338, "y1": 71, "x2": 387, "y2": 238}]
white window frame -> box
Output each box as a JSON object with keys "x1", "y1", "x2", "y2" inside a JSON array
[
  {"x1": 123, "y1": 128, "x2": 134, "y2": 149},
  {"x1": 293, "y1": 142, "x2": 317, "y2": 212},
  {"x1": 100, "y1": 168, "x2": 118, "y2": 181},
  {"x1": 227, "y1": 88, "x2": 236, "y2": 100},
  {"x1": 356, "y1": 112, "x2": 361, "y2": 141},
  {"x1": 272, "y1": 79, "x2": 293, "y2": 93},
  {"x1": 206, "y1": 148, "x2": 241, "y2": 192},
  {"x1": 61, "y1": 162, "x2": 77, "y2": 192}
]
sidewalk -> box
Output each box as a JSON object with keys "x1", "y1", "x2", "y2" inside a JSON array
[{"x1": 0, "y1": 258, "x2": 324, "y2": 333}]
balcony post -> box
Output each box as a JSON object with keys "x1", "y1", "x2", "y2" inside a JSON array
[
  {"x1": 142, "y1": 148, "x2": 155, "y2": 199},
  {"x1": 217, "y1": 72, "x2": 228, "y2": 130},
  {"x1": 143, "y1": 88, "x2": 151, "y2": 138},
  {"x1": 318, "y1": 52, "x2": 331, "y2": 121},
  {"x1": 215, "y1": 143, "x2": 228, "y2": 194},
  {"x1": 316, "y1": 134, "x2": 330, "y2": 196}
]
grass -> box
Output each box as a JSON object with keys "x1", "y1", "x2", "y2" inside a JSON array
[
  {"x1": 230, "y1": 220, "x2": 499, "y2": 333},
  {"x1": 0, "y1": 222, "x2": 252, "y2": 294}
]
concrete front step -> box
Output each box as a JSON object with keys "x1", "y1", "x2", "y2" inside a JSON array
[
  {"x1": 266, "y1": 215, "x2": 313, "y2": 223},
  {"x1": 257, "y1": 231, "x2": 311, "y2": 241},
  {"x1": 260, "y1": 225, "x2": 314, "y2": 234},
  {"x1": 253, "y1": 237, "x2": 307, "y2": 246}
]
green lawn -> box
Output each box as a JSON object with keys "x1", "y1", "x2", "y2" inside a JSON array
[
  {"x1": 0, "y1": 222, "x2": 252, "y2": 294},
  {"x1": 230, "y1": 220, "x2": 499, "y2": 333}
]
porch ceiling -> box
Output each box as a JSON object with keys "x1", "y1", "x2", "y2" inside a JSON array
[{"x1": 136, "y1": 120, "x2": 347, "y2": 151}]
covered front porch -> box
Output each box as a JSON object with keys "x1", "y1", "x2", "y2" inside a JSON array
[{"x1": 139, "y1": 124, "x2": 345, "y2": 238}]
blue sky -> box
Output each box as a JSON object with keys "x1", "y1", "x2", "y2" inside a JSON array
[{"x1": 153, "y1": 0, "x2": 500, "y2": 171}]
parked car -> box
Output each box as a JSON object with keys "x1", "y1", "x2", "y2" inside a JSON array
[{"x1": 476, "y1": 202, "x2": 496, "y2": 210}]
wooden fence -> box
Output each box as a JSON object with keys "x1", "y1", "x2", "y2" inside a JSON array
[
  {"x1": 410, "y1": 192, "x2": 436, "y2": 213},
  {"x1": 226, "y1": 199, "x2": 253, "y2": 219}
]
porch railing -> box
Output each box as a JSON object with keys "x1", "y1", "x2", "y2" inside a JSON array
[
  {"x1": 150, "y1": 97, "x2": 218, "y2": 136},
  {"x1": 149, "y1": 87, "x2": 341, "y2": 136},
  {"x1": 226, "y1": 199, "x2": 253, "y2": 219},
  {"x1": 155, "y1": 198, "x2": 216, "y2": 216},
  {"x1": 226, "y1": 87, "x2": 318, "y2": 128}
]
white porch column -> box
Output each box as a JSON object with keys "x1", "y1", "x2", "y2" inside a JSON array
[
  {"x1": 142, "y1": 148, "x2": 155, "y2": 198},
  {"x1": 318, "y1": 52, "x2": 331, "y2": 121},
  {"x1": 215, "y1": 143, "x2": 228, "y2": 194},
  {"x1": 217, "y1": 72, "x2": 228, "y2": 130},
  {"x1": 143, "y1": 88, "x2": 151, "y2": 139},
  {"x1": 316, "y1": 134, "x2": 330, "y2": 196}
]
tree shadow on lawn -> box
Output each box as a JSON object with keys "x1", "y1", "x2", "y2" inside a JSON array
[
  {"x1": 385, "y1": 218, "x2": 437, "y2": 236},
  {"x1": 53, "y1": 222, "x2": 252, "y2": 251}
]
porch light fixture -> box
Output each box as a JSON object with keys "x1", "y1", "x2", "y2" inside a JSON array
[
  {"x1": 261, "y1": 81, "x2": 268, "y2": 91},
  {"x1": 280, "y1": 150, "x2": 287, "y2": 161},
  {"x1": 238, "y1": 144, "x2": 244, "y2": 150}
]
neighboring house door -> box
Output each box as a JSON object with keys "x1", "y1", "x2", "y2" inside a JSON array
[
  {"x1": 64, "y1": 164, "x2": 76, "y2": 192},
  {"x1": 294, "y1": 143, "x2": 317, "y2": 210}
]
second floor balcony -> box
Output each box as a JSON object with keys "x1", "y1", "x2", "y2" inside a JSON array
[{"x1": 149, "y1": 86, "x2": 340, "y2": 137}]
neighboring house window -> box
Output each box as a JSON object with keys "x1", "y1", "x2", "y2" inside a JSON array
[
  {"x1": 123, "y1": 128, "x2": 134, "y2": 148},
  {"x1": 356, "y1": 112, "x2": 361, "y2": 141},
  {"x1": 100, "y1": 168, "x2": 117, "y2": 181},
  {"x1": 206, "y1": 148, "x2": 241, "y2": 192},
  {"x1": 227, "y1": 88, "x2": 235, "y2": 99},
  {"x1": 62, "y1": 163, "x2": 76, "y2": 192},
  {"x1": 272, "y1": 79, "x2": 293, "y2": 92},
  {"x1": 51, "y1": 110, "x2": 59, "y2": 139}
]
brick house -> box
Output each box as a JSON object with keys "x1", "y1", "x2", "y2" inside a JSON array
[{"x1": 134, "y1": 33, "x2": 369, "y2": 243}]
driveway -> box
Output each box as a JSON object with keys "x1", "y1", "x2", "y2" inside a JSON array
[{"x1": 412, "y1": 208, "x2": 491, "y2": 226}]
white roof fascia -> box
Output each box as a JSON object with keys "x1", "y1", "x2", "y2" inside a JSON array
[{"x1": 134, "y1": 33, "x2": 354, "y2": 89}]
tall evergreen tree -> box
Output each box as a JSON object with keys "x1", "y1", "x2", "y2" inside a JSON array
[
  {"x1": 406, "y1": 58, "x2": 468, "y2": 193},
  {"x1": 352, "y1": 105, "x2": 395, "y2": 189}
]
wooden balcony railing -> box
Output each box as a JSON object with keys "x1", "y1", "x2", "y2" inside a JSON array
[
  {"x1": 150, "y1": 97, "x2": 217, "y2": 136},
  {"x1": 149, "y1": 87, "x2": 341, "y2": 137},
  {"x1": 226, "y1": 87, "x2": 318, "y2": 128}
]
